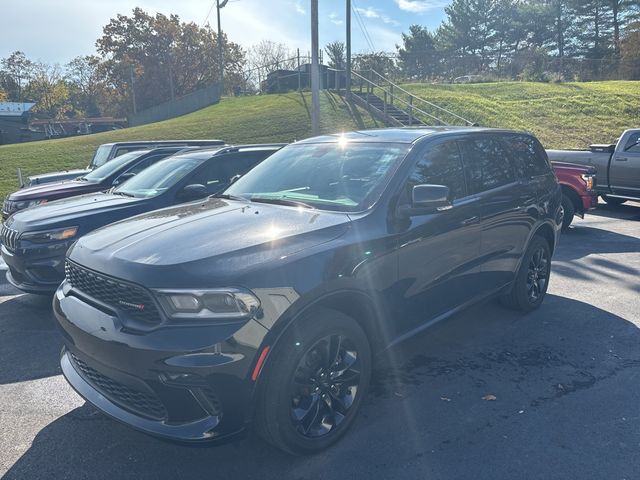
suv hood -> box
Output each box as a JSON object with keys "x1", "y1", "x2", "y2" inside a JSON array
[
  {"x1": 69, "y1": 198, "x2": 351, "y2": 288},
  {"x1": 26, "y1": 169, "x2": 90, "y2": 186},
  {"x1": 9, "y1": 178, "x2": 102, "y2": 202},
  {"x1": 7, "y1": 193, "x2": 145, "y2": 233}
]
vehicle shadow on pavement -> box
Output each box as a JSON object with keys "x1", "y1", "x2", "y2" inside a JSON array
[
  {"x1": 0, "y1": 285, "x2": 60, "y2": 384},
  {"x1": 588, "y1": 201, "x2": 640, "y2": 221},
  {"x1": 6, "y1": 295, "x2": 640, "y2": 480}
]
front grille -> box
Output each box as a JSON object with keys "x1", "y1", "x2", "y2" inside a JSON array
[
  {"x1": 2, "y1": 199, "x2": 15, "y2": 217},
  {"x1": 65, "y1": 261, "x2": 162, "y2": 325},
  {"x1": 70, "y1": 352, "x2": 167, "y2": 421},
  {"x1": 1, "y1": 224, "x2": 19, "y2": 251}
]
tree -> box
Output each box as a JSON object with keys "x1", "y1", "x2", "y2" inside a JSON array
[
  {"x1": 66, "y1": 55, "x2": 103, "y2": 116},
  {"x1": 397, "y1": 25, "x2": 439, "y2": 79},
  {"x1": 620, "y1": 21, "x2": 640, "y2": 78},
  {"x1": 96, "y1": 8, "x2": 246, "y2": 113},
  {"x1": 1, "y1": 51, "x2": 33, "y2": 101},
  {"x1": 325, "y1": 41, "x2": 346, "y2": 69},
  {"x1": 25, "y1": 62, "x2": 70, "y2": 117}
]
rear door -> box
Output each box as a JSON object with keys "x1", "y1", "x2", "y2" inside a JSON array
[
  {"x1": 610, "y1": 131, "x2": 640, "y2": 197},
  {"x1": 394, "y1": 139, "x2": 484, "y2": 334},
  {"x1": 459, "y1": 134, "x2": 531, "y2": 289}
]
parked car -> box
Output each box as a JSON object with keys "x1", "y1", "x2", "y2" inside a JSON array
[
  {"x1": 546, "y1": 128, "x2": 640, "y2": 205},
  {"x1": 1, "y1": 144, "x2": 284, "y2": 294},
  {"x1": 53, "y1": 128, "x2": 561, "y2": 454},
  {"x1": 2, "y1": 147, "x2": 192, "y2": 221},
  {"x1": 24, "y1": 140, "x2": 226, "y2": 186},
  {"x1": 551, "y1": 161, "x2": 597, "y2": 230}
]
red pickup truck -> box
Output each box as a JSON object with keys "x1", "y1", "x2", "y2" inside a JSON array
[{"x1": 552, "y1": 161, "x2": 598, "y2": 230}]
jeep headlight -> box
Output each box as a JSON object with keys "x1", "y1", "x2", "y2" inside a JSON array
[
  {"x1": 14, "y1": 199, "x2": 48, "y2": 211},
  {"x1": 22, "y1": 226, "x2": 78, "y2": 243},
  {"x1": 155, "y1": 288, "x2": 260, "y2": 320}
]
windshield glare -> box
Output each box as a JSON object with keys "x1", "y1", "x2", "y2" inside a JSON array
[
  {"x1": 83, "y1": 151, "x2": 147, "y2": 183},
  {"x1": 114, "y1": 156, "x2": 201, "y2": 198},
  {"x1": 225, "y1": 142, "x2": 410, "y2": 212},
  {"x1": 90, "y1": 145, "x2": 113, "y2": 168}
]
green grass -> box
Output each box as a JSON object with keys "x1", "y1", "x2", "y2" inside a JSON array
[
  {"x1": 1, "y1": 81, "x2": 638, "y2": 201},
  {"x1": 0, "y1": 91, "x2": 379, "y2": 200},
  {"x1": 400, "y1": 81, "x2": 640, "y2": 150}
]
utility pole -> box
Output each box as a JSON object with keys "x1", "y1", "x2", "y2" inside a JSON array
[
  {"x1": 310, "y1": 0, "x2": 320, "y2": 136},
  {"x1": 130, "y1": 65, "x2": 137, "y2": 114},
  {"x1": 346, "y1": 0, "x2": 352, "y2": 100},
  {"x1": 217, "y1": 0, "x2": 229, "y2": 95}
]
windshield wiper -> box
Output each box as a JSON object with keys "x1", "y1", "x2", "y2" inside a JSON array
[
  {"x1": 212, "y1": 193, "x2": 249, "y2": 201},
  {"x1": 112, "y1": 191, "x2": 135, "y2": 198},
  {"x1": 250, "y1": 197, "x2": 314, "y2": 209}
]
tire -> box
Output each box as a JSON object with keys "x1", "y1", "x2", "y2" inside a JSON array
[
  {"x1": 500, "y1": 236, "x2": 551, "y2": 312},
  {"x1": 560, "y1": 194, "x2": 575, "y2": 231},
  {"x1": 602, "y1": 195, "x2": 627, "y2": 206},
  {"x1": 255, "y1": 308, "x2": 372, "y2": 455}
]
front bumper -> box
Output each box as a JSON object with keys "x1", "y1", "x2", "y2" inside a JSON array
[
  {"x1": 53, "y1": 283, "x2": 269, "y2": 443},
  {"x1": 1, "y1": 243, "x2": 67, "y2": 294},
  {"x1": 581, "y1": 193, "x2": 598, "y2": 212}
]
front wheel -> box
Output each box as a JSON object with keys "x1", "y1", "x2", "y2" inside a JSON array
[
  {"x1": 255, "y1": 308, "x2": 372, "y2": 455},
  {"x1": 560, "y1": 194, "x2": 575, "y2": 231},
  {"x1": 602, "y1": 195, "x2": 627, "y2": 206},
  {"x1": 500, "y1": 236, "x2": 551, "y2": 312}
]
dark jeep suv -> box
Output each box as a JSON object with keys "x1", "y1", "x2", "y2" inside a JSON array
[{"x1": 54, "y1": 128, "x2": 562, "y2": 454}]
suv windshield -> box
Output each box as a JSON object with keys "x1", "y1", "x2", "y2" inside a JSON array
[
  {"x1": 225, "y1": 142, "x2": 410, "y2": 212},
  {"x1": 114, "y1": 156, "x2": 202, "y2": 198},
  {"x1": 83, "y1": 151, "x2": 149, "y2": 183},
  {"x1": 90, "y1": 145, "x2": 113, "y2": 168}
]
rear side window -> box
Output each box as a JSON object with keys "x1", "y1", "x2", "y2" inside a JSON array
[
  {"x1": 407, "y1": 141, "x2": 466, "y2": 200},
  {"x1": 191, "y1": 152, "x2": 270, "y2": 194},
  {"x1": 506, "y1": 134, "x2": 551, "y2": 177},
  {"x1": 459, "y1": 137, "x2": 516, "y2": 194}
]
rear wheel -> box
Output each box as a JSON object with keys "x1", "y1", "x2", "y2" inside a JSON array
[
  {"x1": 602, "y1": 195, "x2": 627, "y2": 206},
  {"x1": 255, "y1": 308, "x2": 371, "y2": 455},
  {"x1": 500, "y1": 236, "x2": 551, "y2": 312},
  {"x1": 560, "y1": 194, "x2": 575, "y2": 231}
]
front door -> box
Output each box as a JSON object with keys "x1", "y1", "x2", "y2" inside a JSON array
[
  {"x1": 394, "y1": 139, "x2": 483, "y2": 335},
  {"x1": 610, "y1": 131, "x2": 640, "y2": 197}
]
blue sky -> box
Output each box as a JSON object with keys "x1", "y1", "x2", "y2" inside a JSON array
[{"x1": 1, "y1": 0, "x2": 449, "y2": 64}]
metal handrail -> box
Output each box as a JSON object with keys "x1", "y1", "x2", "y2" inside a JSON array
[
  {"x1": 367, "y1": 69, "x2": 475, "y2": 126},
  {"x1": 350, "y1": 70, "x2": 446, "y2": 125}
]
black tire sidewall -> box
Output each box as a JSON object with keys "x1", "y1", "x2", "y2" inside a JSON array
[
  {"x1": 257, "y1": 309, "x2": 372, "y2": 455},
  {"x1": 513, "y1": 236, "x2": 552, "y2": 312},
  {"x1": 561, "y1": 194, "x2": 575, "y2": 231}
]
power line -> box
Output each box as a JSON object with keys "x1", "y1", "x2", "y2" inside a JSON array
[
  {"x1": 202, "y1": 1, "x2": 216, "y2": 26},
  {"x1": 351, "y1": 0, "x2": 376, "y2": 52}
]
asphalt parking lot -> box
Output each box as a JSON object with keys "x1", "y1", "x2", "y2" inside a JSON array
[{"x1": 1, "y1": 201, "x2": 638, "y2": 480}]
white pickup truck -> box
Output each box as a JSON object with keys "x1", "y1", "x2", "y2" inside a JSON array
[{"x1": 547, "y1": 128, "x2": 640, "y2": 205}]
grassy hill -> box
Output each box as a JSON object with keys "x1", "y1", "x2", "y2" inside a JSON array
[
  {"x1": 401, "y1": 81, "x2": 639, "y2": 149},
  {"x1": 1, "y1": 81, "x2": 638, "y2": 200},
  {"x1": 0, "y1": 91, "x2": 379, "y2": 200}
]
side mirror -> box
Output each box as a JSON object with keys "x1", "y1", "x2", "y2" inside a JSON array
[
  {"x1": 398, "y1": 184, "x2": 452, "y2": 218},
  {"x1": 178, "y1": 184, "x2": 208, "y2": 201},
  {"x1": 113, "y1": 172, "x2": 136, "y2": 186}
]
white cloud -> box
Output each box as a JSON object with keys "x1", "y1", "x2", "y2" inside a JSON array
[
  {"x1": 293, "y1": 0, "x2": 305, "y2": 15},
  {"x1": 355, "y1": 6, "x2": 400, "y2": 26},
  {"x1": 395, "y1": 0, "x2": 445, "y2": 14},
  {"x1": 328, "y1": 12, "x2": 343, "y2": 26}
]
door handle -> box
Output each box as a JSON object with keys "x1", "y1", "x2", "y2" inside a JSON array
[
  {"x1": 461, "y1": 216, "x2": 480, "y2": 225},
  {"x1": 615, "y1": 157, "x2": 628, "y2": 162}
]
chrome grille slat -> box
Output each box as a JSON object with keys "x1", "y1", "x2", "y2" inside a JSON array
[
  {"x1": 1, "y1": 224, "x2": 19, "y2": 251},
  {"x1": 65, "y1": 260, "x2": 161, "y2": 325}
]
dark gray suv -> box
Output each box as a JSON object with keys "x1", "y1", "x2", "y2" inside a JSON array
[{"x1": 54, "y1": 127, "x2": 562, "y2": 455}]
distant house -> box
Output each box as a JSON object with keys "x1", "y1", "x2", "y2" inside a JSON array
[{"x1": 0, "y1": 102, "x2": 37, "y2": 145}]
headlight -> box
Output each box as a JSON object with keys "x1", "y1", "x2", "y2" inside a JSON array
[
  {"x1": 21, "y1": 226, "x2": 78, "y2": 243},
  {"x1": 581, "y1": 174, "x2": 595, "y2": 191},
  {"x1": 14, "y1": 199, "x2": 48, "y2": 211},
  {"x1": 155, "y1": 288, "x2": 261, "y2": 320}
]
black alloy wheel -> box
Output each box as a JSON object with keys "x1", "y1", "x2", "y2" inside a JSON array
[
  {"x1": 290, "y1": 334, "x2": 361, "y2": 438},
  {"x1": 526, "y1": 246, "x2": 549, "y2": 304},
  {"x1": 255, "y1": 308, "x2": 371, "y2": 455}
]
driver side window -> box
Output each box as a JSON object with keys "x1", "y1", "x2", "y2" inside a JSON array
[
  {"x1": 625, "y1": 132, "x2": 640, "y2": 153},
  {"x1": 407, "y1": 141, "x2": 467, "y2": 200}
]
